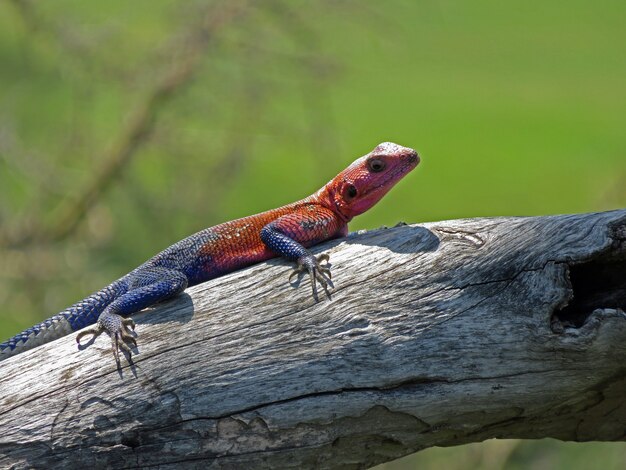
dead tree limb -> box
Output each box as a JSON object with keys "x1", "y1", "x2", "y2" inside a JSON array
[{"x1": 1, "y1": 209, "x2": 626, "y2": 469}]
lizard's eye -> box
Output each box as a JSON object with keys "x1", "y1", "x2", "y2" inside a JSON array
[
  {"x1": 368, "y1": 158, "x2": 386, "y2": 173},
  {"x1": 344, "y1": 184, "x2": 358, "y2": 200}
]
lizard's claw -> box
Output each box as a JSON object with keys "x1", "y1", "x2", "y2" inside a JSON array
[
  {"x1": 289, "y1": 253, "x2": 334, "y2": 300},
  {"x1": 76, "y1": 313, "x2": 137, "y2": 366}
]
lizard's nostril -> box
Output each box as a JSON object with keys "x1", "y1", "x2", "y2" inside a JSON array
[{"x1": 406, "y1": 151, "x2": 420, "y2": 165}]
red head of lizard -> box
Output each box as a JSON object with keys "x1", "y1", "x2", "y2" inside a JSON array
[{"x1": 318, "y1": 142, "x2": 419, "y2": 222}]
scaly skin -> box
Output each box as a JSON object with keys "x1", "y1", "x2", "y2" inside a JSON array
[{"x1": 0, "y1": 142, "x2": 419, "y2": 365}]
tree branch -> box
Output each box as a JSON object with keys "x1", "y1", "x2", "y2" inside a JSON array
[
  {"x1": 44, "y1": 1, "x2": 249, "y2": 244},
  {"x1": 1, "y1": 210, "x2": 626, "y2": 469},
  {"x1": 3, "y1": 0, "x2": 248, "y2": 247}
]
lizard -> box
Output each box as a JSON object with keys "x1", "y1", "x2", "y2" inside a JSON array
[{"x1": 0, "y1": 142, "x2": 419, "y2": 365}]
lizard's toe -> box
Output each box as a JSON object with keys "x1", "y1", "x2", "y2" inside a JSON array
[
  {"x1": 122, "y1": 317, "x2": 136, "y2": 331},
  {"x1": 76, "y1": 324, "x2": 105, "y2": 346},
  {"x1": 114, "y1": 332, "x2": 134, "y2": 356},
  {"x1": 290, "y1": 253, "x2": 334, "y2": 300},
  {"x1": 79, "y1": 310, "x2": 138, "y2": 366},
  {"x1": 120, "y1": 325, "x2": 137, "y2": 347},
  {"x1": 289, "y1": 264, "x2": 307, "y2": 283}
]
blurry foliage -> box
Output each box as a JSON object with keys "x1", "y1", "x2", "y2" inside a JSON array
[
  {"x1": 0, "y1": 0, "x2": 624, "y2": 468},
  {"x1": 378, "y1": 439, "x2": 626, "y2": 470}
]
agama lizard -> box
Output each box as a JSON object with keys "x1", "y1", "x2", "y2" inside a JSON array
[{"x1": 0, "y1": 142, "x2": 419, "y2": 364}]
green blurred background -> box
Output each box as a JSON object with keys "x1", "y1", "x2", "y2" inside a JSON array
[{"x1": 0, "y1": 0, "x2": 624, "y2": 468}]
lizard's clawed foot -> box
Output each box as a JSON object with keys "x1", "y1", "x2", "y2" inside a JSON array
[
  {"x1": 289, "y1": 253, "x2": 334, "y2": 300},
  {"x1": 76, "y1": 313, "x2": 137, "y2": 366}
]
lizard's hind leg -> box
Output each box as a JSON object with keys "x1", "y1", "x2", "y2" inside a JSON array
[{"x1": 76, "y1": 268, "x2": 188, "y2": 365}]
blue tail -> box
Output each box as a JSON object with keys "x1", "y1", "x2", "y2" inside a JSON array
[{"x1": 0, "y1": 280, "x2": 127, "y2": 360}]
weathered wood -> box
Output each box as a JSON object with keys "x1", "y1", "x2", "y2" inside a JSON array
[{"x1": 1, "y1": 210, "x2": 626, "y2": 469}]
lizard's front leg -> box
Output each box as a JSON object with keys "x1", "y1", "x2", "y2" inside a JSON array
[{"x1": 260, "y1": 207, "x2": 344, "y2": 299}]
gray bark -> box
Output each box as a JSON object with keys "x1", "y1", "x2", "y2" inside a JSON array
[{"x1": 1, "y1": 210, "x2": 626, "y2": 470}]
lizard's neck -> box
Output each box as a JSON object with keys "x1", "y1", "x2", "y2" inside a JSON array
[{"x1": 309, "y1": 184, "x2": 353, "y2": 223}]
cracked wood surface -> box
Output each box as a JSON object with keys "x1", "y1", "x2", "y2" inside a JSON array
[{"x1": 1, "y1": 210, "x2": 626, "y2": 469}]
